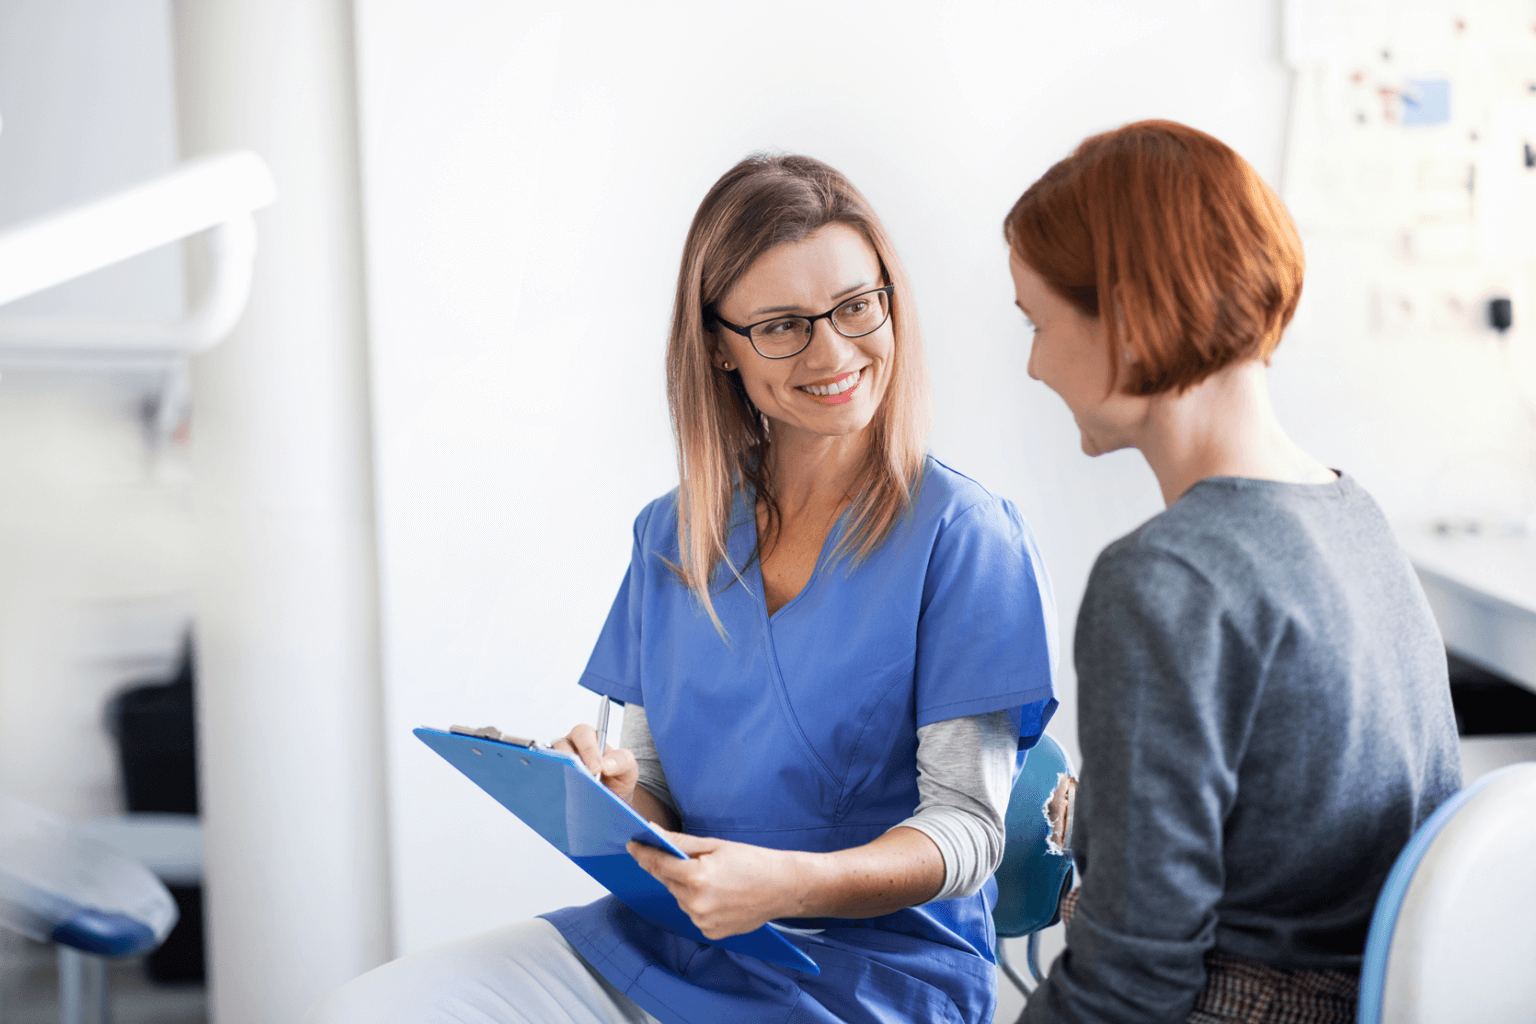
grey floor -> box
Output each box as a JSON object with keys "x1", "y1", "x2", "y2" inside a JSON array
[{"x1": 0, "y1": 932, "x2": 206, "y2": 1024}]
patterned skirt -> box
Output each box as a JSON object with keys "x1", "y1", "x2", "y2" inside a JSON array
[{"x1": 1188, "y1": 952, "x2": 1358, "y2": 1024}]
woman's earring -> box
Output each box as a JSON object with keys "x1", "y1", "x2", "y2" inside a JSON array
[{"x1": 722, "y1": 361, "x2": 733, "y2": 370}]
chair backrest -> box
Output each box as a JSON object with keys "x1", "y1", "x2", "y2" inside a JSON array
[
  {"x1": 993, "y1": 734, "x2": 1075, "y2": 940},
  {"x1": 1357, "y1": 762, "x2": 1536, "y2": 1024}
]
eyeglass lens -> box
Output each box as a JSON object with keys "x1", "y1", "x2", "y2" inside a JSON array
[{"x1": 750, "y1": 290, "x2": 890, "y2": 357}]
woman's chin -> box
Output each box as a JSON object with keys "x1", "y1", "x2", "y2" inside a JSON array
[{"x1": 1077, "y1": 428, "x2": 1127, "y2": 458}]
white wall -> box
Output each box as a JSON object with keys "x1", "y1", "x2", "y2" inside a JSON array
[{"x1": 354, "y1": 0, "x2": 1293, "y2": 958}]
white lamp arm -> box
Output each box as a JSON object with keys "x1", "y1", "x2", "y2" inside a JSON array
[
  {"x1": 0, "y1": 150, "x2": 276, "y2": 357},
  {"x1": 0, "y1": 215, "x2": 257, "y2": 357}
]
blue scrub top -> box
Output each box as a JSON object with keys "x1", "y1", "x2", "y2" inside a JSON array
[{"x1": 543, "y1": 457, "x2": 1057, "y2": 1024}]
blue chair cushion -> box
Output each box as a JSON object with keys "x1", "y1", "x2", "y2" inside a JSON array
[
  {"x1": 994, "y1": 734, "x2": 1076, "y2": 939},
  {"x1": 1, "y1": 793, "x2": 177, "y2": 957},
  {"x1": 50, "y1": 909, "x2": 160, "y2": 956}
]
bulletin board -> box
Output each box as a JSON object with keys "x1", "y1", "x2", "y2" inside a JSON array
[
  {"x1": 1275, "y1": 0, "x2": 1536, "y2": 528},
  {"x1": 1282, "y1": 0, "x2": 1536, "y2": 315}
]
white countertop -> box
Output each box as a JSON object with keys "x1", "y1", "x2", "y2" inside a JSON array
[{"x1": 1395, "y1": 523, "x2": 1536, "y2": 692}]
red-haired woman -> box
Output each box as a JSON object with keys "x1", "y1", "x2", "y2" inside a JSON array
[
  {"x1": 309, "y1": 155, "x2": 1057, "y2": 1024},
  {"x1": 1005, "y1": 121, "x2": 1461, "y2": 1024}
]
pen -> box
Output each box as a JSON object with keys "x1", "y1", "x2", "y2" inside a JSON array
[{"x1": 594, "y1": 694, "x2": 611, "y2": 759}]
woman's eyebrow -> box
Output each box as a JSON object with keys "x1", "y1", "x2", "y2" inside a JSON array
[{"x1": 750, "y1": 280, "x2": 873, "y2": 316}]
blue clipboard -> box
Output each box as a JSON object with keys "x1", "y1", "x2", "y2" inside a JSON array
[{"x1": 414, "y1": 727, "x2": 820, "y2": 974}]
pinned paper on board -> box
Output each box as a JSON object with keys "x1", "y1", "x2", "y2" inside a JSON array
[
  {"x1": 1281, "y1": 0, "x2": 1536, "y2": 267},
  {"x1": 1403, "y1": 80, "x2": 1453, "y2": 124}
]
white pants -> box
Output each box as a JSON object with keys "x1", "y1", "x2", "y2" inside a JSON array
[{"x1": 303, "y1": 919, "x2": 662, "y2": 1024}]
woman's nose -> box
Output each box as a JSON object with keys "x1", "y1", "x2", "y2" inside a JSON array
[{"x1": 803, "y1": 317, "x2": 853, "y2": 367}]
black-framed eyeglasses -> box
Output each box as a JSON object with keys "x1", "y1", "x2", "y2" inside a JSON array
[{"x1": 710, "y1": 285, "x2": 895, "y2": 360}]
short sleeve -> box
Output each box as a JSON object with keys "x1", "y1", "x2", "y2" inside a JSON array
[
  {"x1": 577, "y1": 506, "x2": 655, "y2": 706},
  {"x1": 915, "y1": 496, "x2": 1058, "y2": 747}
]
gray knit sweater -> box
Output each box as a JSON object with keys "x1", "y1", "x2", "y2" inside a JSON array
[{"x1": 1025, "y1": 473, "x2": 1462, "y2": 1024}]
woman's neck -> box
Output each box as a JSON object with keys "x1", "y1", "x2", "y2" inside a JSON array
[
  {"x1": 763, "y1": 424, "x2": 867, "y2": 516},
  {"x1": 1135, "y1": 361, "x2": 1336, "y2": 507}
]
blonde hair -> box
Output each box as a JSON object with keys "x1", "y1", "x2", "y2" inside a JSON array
[{"x1": 666, "y1": 153, "x2": 930, "y2": 630}]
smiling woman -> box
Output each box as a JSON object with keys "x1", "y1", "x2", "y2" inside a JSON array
[
  {"x1": 669, "y1": 155, "x2": 930, "y2": 629},
  {"x1": 306, "y1": 153, "x2": 1058, "y2": 1024}
]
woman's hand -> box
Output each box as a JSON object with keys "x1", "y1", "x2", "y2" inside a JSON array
[
  {"x1": 629, "y1": 826, "x2": 945, "y2": 938},
  {"x1": 627, "y1": 831, "x2": 807, "y2": 939},
  {"x1": 552, "y1": 723, "x2": 637, "y2": 804}
]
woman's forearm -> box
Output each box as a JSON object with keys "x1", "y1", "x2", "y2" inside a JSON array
[
  {"x1": 786, "y1": 826, "x2": 945, "y2": 918},
  {"x1": 629, "y1": 823, "x2": 945, "y2": 938},
  {"x1": 628, "y1": 784, "x2": 681, "y2": 832}
]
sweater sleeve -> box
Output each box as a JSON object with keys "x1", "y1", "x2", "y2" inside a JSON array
[
  {"x1": 1024, "y1": 543, "x2": 1249, "y2": 1024},
  {"x1": 618, "y1": 703, "x2": 676, "y2": 815},
  {"x1": 892, "y1": 710, "x2": 1015, "y2": 902}
]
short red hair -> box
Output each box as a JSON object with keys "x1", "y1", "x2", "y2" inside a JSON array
[{"x1": 1004, "y1": 120, "x2": 1304, "y2": 395}]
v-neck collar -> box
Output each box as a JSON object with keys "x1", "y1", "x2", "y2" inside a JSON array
[{"x1": 732, "y1": 487, "x2": 849, "y2": 624}]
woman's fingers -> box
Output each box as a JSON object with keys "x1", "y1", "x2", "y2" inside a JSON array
[
  {"x1": 626, "y1": 839, "x2": 678, "y2": 878},
  {"x1": 625, "y1": 835, "x2": 789, "y2": 939},
  {"x1": 623, "y1": 847, "x2": 703, "y2": 914},
  {"x1": 657, "y1": 830, "x2": 718, "y2": 856},
  {"x1": 597, "y1": 745, "x2": 638, "y2": 802},
  {"x1": 555, "y1": 724, "x2": 637, "y2": 801},
  {"x1": 557, "y1": 723, "x2": 603, "y2": 774},
  {"x1": 628, "y1": 831, "x2": 718, "y2": 872}
]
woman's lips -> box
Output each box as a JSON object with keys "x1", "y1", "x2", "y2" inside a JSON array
[{"x1": 797, "y1": 367, "x2": 864, "y2": 405}]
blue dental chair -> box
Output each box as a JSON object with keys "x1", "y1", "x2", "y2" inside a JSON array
[
  {"x1": 1356, "y1": 762, "x2": 1536, "y2": 1024},
  {"x1": 993, "y1": 733, "x2": 1077, "y2": 999},
  {"x1": 0, "y1": 793, "x2": 178, "y2": 1024}
]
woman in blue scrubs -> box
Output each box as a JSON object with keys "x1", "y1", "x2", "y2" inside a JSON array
[{"x1": 307, "y1": 154, "x2": 1057, "y2": 1024}]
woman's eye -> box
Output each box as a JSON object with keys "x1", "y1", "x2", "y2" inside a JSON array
[
  {"x1": 763, "y1": 319, "x2": 798, "y2": 335},
  {"x1": 841, "y1": 299, "x2": 869, "y2": 316}
]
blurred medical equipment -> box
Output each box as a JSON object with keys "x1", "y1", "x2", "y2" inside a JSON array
[
  {"x1": 0, "y1": 792, "x2": 178, "y2": 1024},
  {"x1": 0, "y1": 150, "x2": 275, "y2": 351},
  {"x1": 107, "y1": 635, "x2": 198, "y2": 819},
  {"x1": 101, "y1": 634, "x2": 207, "y2": 984},
  {"x1": 1356, "y1": 761, "x2": 1536, "y2": 1024},
  {"x1": 993, "y1": 733, "x2": 1077, "y2": 998},
  {"x1": 0, "y1": 149, "x2": 276, "y2": 443},
  {"x1": 0, "y1": 148, "x2": 274, "y2": 1019}
]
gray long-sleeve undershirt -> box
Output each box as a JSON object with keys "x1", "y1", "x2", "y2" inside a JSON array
[{"x1": 620, "y1": 704, "x2": 1015, "y2": 902}]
